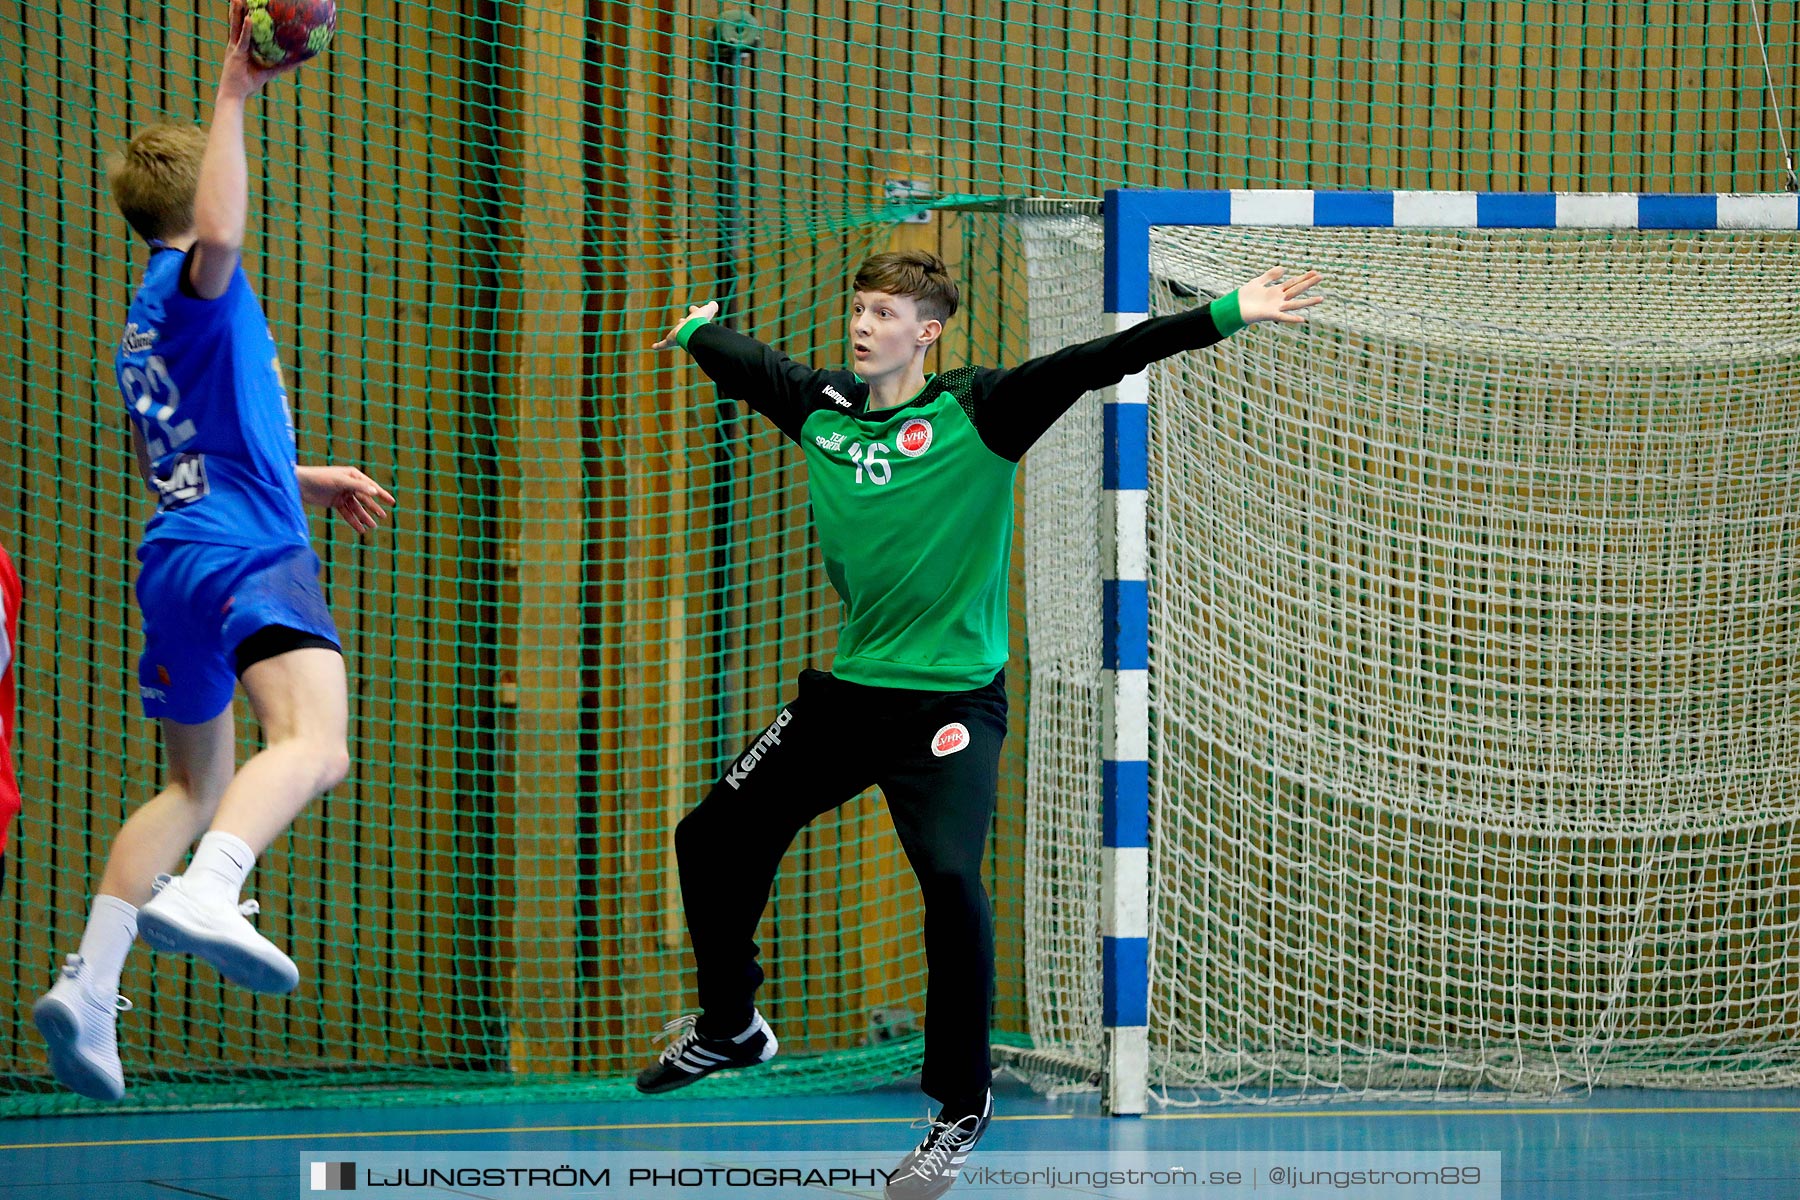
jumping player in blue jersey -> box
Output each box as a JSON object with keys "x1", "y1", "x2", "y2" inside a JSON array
[{"x1": 32, "y1": 1, "x2": 395, "y2": 1102}]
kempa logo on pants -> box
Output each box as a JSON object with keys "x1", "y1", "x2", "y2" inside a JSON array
[
  {"x1": 727, "y1": 709, "x2": 794, "y2": 789},
  {"x1": 310, "y1": 1161, "x2": 356, "y2": 1191}
]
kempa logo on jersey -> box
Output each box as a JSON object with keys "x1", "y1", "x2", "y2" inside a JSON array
[
  {"x1": 727, "y1": 708, "x2": 795, "y2": 789},
  {"x1": 897, "y1": 418, "x2": 933, "y2": 458},
  {"x1": 120, "y1": 322, "x2": 158, "y2": 354},
  {"x1": 931, "y1": 722, "x2": 969, "y2": 757},
  {"x1": 821, "y1": 384, "x2": 853, "y2": 409}
]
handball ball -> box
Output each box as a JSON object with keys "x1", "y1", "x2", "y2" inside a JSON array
[{"x1": 246, "y1": 0, "x2": 337, "y2": 69}]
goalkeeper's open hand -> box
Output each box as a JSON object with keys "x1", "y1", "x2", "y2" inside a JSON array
[
  {"x1": 1237, "y1": 267, "x2": 1325, "y2": 325},
  {"x1": 653, "y1": 301, "x2": 720, "y2": 349}
]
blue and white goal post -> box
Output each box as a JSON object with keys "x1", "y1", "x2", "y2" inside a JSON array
[{"x1": 1094, "y1": 188, "x2": 1800, "y2": 1117}]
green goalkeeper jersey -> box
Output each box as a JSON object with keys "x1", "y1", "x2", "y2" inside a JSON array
[{"x1": 676, "y1": 293, "x2": 1244, "y2": 691}]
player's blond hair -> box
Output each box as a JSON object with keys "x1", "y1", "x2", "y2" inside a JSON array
[
  {"x1": 108, "y1": 123, "x2": 208, "y2": 243},
  {"x1": 853, "y1": 250, "x2": 960, "y2": 324}
]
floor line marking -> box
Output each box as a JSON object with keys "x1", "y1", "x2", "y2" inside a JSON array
[
  {"x1": 6, "y1": 1103, "x2": 1797, "y2": 1152},
  {"x1": 0, "y1": 1112, "x2": 1077, "y2": 1152}
]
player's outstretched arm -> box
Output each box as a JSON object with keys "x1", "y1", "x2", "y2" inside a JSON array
[
  {"x1": 650, "y1": 299, "x2": 830, "y2": 443},
  {"x1": 967, "y1": 265, "x2": 1327, "y2": 461},
  {"x1": 187, "y1": 0, "x2": 305, "y2": 300},
  {"x1": 297, "y1": 466, "x2": 397, "y2": 535}
]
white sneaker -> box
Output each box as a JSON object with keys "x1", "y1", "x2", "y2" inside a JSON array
[
  {"x1": 138, "y1": 874, "x2": 300, "y2": 994},
  {"x1": 33, "y1": 955, "x2": 132, "y2": 1102}
]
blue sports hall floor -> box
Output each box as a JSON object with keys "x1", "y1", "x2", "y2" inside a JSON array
[{"x1": 1, "y1": 1076, "x2": 1796, "y2": 1198}]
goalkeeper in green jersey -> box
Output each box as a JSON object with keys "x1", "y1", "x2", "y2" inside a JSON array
[{"x1": 640, "y1": 249, "x2": 1322, "y2": 1199}]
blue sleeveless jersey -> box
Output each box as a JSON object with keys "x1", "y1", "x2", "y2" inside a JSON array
[{"x1": 115, "y1": 248, "x2": 309, "y2": 549}]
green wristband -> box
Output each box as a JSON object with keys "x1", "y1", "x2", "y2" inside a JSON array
[
  {"x1": 674, "y1": 315, "x2": 712, "y2": 350},
  {"x1": 1209, "y1": 291, "x2": 1246, "y2": 337}
]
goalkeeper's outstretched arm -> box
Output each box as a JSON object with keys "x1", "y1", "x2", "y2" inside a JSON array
[
  {"x1": 653, "y1": 301, "x2": 833, "y2": 443},
  {"x1": 969, "y1": 266, "x2": 1324, "y2": 461}
]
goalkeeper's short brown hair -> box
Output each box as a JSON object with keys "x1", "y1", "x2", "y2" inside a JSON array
[
  {"x1": 853, "y1": 250, "x2": 960, "y2": 324},
  {"x1": 108, "y1": 123, "x2": 208, "y2": 243}
]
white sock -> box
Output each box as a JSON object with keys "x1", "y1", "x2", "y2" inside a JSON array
[
  {"x1": 184, "y1": 831, "x2": 256, "y2": 903},
  {"x1": 75, "y1": 894, "x2": 139, "y2": 994}
]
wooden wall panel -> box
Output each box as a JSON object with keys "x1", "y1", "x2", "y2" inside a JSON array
[
  {"x1": 938, "y1": 0, "x2": 1799, "y2": 194},
  {"x1": 488, "y1": 0, "x2": 590, "y2": 1075}
]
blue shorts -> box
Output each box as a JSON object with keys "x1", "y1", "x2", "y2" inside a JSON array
[{"x1": 136, "y1": 541, "x2": 340, "y2": 725}]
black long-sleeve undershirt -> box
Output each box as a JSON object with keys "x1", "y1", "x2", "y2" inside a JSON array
[{"x1": 678, "y1": 293, "x2": 1242, "y2": 462}]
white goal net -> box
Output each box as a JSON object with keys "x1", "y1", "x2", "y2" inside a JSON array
[{"x1": 1019, "y1": 212, "x2": 1800, "y2": 1101}]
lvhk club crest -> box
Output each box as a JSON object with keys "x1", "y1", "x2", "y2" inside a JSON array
[{"x1": 897, "y1": 418, "x2": 933, "y2": 458}]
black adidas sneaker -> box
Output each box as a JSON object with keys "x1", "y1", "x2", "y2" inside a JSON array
[
  {"x1": 885, "y1": 1090, "x2": 993, "y2": 1200},
  {"x1": 634, "y1": 1011, "x2": 778, "y2": 1094}
]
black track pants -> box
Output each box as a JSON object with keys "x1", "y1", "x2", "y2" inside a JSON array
[{"x1": 675, "y1": 667, "x2": 1007, "y2": 1105}]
